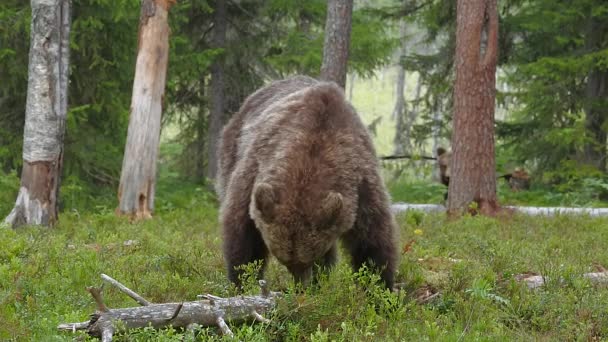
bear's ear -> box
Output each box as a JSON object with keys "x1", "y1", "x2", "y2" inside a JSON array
[
  {"x1": 437, "y1": 147, "x2": 447, "y2": 157},
  {"x1": 319, "y1": 192, "x2": 343, "y2": 227},
  {"x1": 254, "y1": 183, "x2": 277, "y2": 221}
]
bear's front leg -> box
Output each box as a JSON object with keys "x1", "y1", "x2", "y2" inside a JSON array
[
  {"x1": 344, "y1": 177, "x2": 398, "y2": 290},
  {"x1": 221, "y1": 163, "x2": 268, "y2": 289},
  {"x1": 222, "y1": 216, "x2": 268, "y2": 288}
]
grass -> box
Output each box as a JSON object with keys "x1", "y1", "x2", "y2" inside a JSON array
[{"x1": 3, "y1": 168, "x2": 608, "y2": 341}]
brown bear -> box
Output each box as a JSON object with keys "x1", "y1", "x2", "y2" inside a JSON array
[
  {"x1": 436, "y1": 147, "x2": 451, "y2": 200},
  {"x1": 499, "y1": 167, "x2": 531, "y2": 191},
  {"x1": 436, "y1": 147, "x2": 451, "y2": 187},
  {"x1": 216, "y1": 75, "x2": 398, "y2": 290}
]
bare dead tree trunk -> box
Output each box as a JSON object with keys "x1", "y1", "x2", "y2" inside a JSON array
[
  {"x1": 206, "y1": 0, "x2": 227, "y2": 181},
  {"x1": 4, "y1": 0, "x2": 71, "y2": 228},
  {"x1": 58, "y1": 274, "x2": 279, "y2": 341},
  {"x1": 448, "y1": 0, "x2": 499, "y2": 216},
  {"x1": 320, "y1": 0, "x2": 353, "y2": 89},
  {"x1": 582, "y1": 18, "x2": 608, "y2": 172},
  {"x1": 117, "y1": 0, "x2": 173, "y2": 220}
]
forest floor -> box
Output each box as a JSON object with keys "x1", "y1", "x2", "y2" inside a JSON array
[{"x1": 3, "y1": 169, "x2": 608, "y2": 341}]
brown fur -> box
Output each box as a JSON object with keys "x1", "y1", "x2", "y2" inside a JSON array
[
  {"x1": 436, "y1": 147, "x2": 451, "y2": 201},
  {"x1": 216, "y1": 75, "x2": 398, "y2": 290},
  {"x1": 500, "y1": 168, "x2": 531, "y2": 191},
  {"x1": 436, "y1": 147, "x2": 451, "y2": 187}
]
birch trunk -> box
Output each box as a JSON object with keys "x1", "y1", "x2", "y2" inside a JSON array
[
  {"x1": 320, "y1": 0, "x2": 353, "y2": 89},
  {"x1": 448, "y1": 0, "x2": 499, "y2": 216},
  {"x1": 117, "y1": 0, "x2": 173, "y2": 220},
  {"x1": 4, "y1": 0, "x2": 71, "y2": 228}
]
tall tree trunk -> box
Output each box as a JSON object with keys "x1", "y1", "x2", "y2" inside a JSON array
[
  {"x1": 4, "y1": 0, "x2": 71, "y2": 228},
  {"x1": 431, "y1": 98, "x2": 442, "y2": 157},
  {"x1": 431, "y1": 97, "x2": 443, "y2": 183},
  {"x1": 117, "y1": 0, "x2": 173, "y2": 220},
  {"x1": 320, "y1": 0, "x2": 353, "y2": 89},
  {"x1": 193, "y1": 109, "x2": 208, "y2": 182},
  {"x1": 206, "y1": 0, "x2": 227, "y2": 181},
  {"x1": 582, "y1": 18, "x2": 608, "y2": 172},
  {"x1": 195, "y1": 80, "x2": 206, "y2": 182},
  {"x1": 448, "y1": 0, "x2": 499, "y2": 216},
  {"x1": 392, "y1": 20, "x2": 407, "y2": 155},
  {"x1": 406, "y1": 75, "x2": 423, "y2": 151}
]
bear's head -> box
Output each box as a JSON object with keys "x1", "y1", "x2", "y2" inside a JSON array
[
  {"x1": 436, "y1": 147, "x2": 451, "y2": 186},
  {"x1": 250, "y1": 182, "x2": 347, "y2": 284}
]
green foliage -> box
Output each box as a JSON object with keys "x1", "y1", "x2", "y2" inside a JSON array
[
  {"x1": 263, "y1": 0, "x2": 395, "y2": 77},
  {"x1": 388, "y1": 179, "x2": 446, "y2": 204},
  {"x1": 0, "y1": 1, "x2": 29, "y2": 172},
  {"x1": 64, "y1": 0, "x2": 141, "y2": 186},
  {"x1": 498, "y1": 0, "x2": 608, "y2": 174},
  {"x1": 0, "y1": 170, "x2": 19, "y2": 217},
  {"x1": 0, "y1": 0, "x2": 140, "y2": 184}
]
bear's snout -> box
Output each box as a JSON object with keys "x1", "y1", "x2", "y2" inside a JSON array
[{"x1": 286, "y1": 263, "x2": 313, "y2": 285}]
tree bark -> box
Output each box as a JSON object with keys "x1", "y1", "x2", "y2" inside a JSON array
[
  {"x1": 320, "y1": 0, "x2": 353, "y2": 89},
  {"x1": 582, "y1": 18, "x2": 608, "y2": 171},
  {"x1": 206, "y1": 0, "x2": 227, "y2": 181},
  {"x1": 117, "y1": 0, "x2": 173, "y2": 220},
  {"x1": 4, "y1": 0, "x2": 71, "y2": 228},
  {"x1": 448, "y1": 0, "x2": 499, "y2": 216}
]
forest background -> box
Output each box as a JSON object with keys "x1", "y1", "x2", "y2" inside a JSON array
[{"x1": 2, "y1": 0, "x2": 608, "y2": 213}]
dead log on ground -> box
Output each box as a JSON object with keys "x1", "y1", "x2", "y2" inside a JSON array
[
  {"x1": 391, "y1": 203, "x2": 608, "y2": 217},
  {"x1": 58, "y1": 274, "x2": 279, "y2": 341},
  {"x1": 515, "y1": 271, "x2": 608, "y2": 289}
]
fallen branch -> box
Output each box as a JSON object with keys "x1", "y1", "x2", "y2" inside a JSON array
[
  {"x1": 515, "y1": 271, "x2": 608, "y2": 289},
  {"x1": 391, "y1": 203, "x2": 608, "y2": 217},
  {"x1": 504, "y1": 206, "x2": 608, "y2": 217},
  {"x1": 58, "y1": 274, "x2": 279, "y2": 341},
  {"x1": 391, "y1": 203, "x2": 447, "y2": 213},
  {"x1": 380, "y1": 154, "x2": 437, "y2": 161}
]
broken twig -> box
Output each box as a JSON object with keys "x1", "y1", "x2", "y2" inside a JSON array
[{"x1": 101, "y1": 273, "x2": 151, "y2": 306}]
